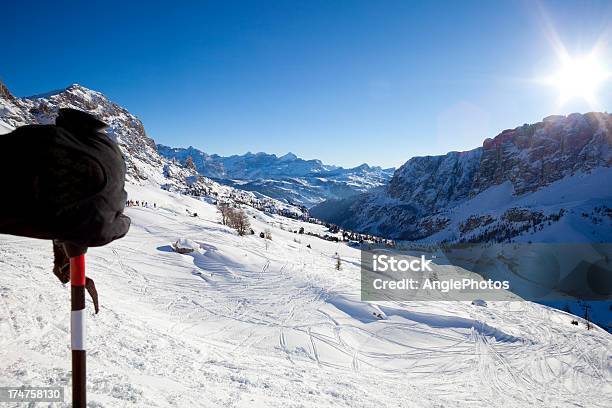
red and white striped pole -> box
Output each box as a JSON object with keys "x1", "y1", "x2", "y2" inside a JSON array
[{"x1": 70, "y1": 254, "x2": 87, "y2": 407}]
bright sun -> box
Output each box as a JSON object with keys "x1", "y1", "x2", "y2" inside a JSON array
[{"x1": 547, "y1": 54, "x2": 610, "y2": 105}]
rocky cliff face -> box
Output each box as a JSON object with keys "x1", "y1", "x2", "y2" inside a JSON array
[
  {"x1": 387, "y1": 149, "x2": 483, "y2": 213},
  {"x1": 311, "y1": 112, "x2": 612, "y2": 242},
  {"x1": 473, "y1": 113, "x2": 611, "y2": 195},
  {"x1": 387, "y1": 113, "x2": 611, "y2": 214},
  {"x1": 0, "y1": 81, "x2": 303, "y2": 216}
]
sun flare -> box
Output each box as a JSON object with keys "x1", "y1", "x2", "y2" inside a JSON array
[{"x1": 546, "y1": 54, "x2": 609, "y2": 106}]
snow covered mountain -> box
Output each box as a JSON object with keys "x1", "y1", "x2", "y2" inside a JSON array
[
  {"x1": 312, "y1": 112, "x2": 612, "y2": 243},
  {"x1": 157, "y1": 145, "x2": 394, "y2": 207},
  {"x1": 0, "y1": 81, "x2": 303, "y2": 217}
]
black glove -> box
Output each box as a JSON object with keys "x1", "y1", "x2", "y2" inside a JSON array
[
  {"x1": 0, "y1": 108, "x2": 131, "y2": 312},
  {"x1": 0, "y1": 108, "x2": 130, "y2": 246}
]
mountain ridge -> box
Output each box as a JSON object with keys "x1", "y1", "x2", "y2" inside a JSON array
[
  {"x1": 311, "y1": 112, "x2": 612, "y2": 243},
  {"x1": 157, "y1": 144, "x2": 395, "y2": 206}
]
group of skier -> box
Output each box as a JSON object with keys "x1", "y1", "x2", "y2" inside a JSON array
[{"x1": 126, "y1": 200, "x2": 156, "y2": 208}]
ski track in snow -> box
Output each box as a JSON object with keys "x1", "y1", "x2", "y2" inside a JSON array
[{"x1": 0, "y1": 184, "x2": 611, "y2": 407}]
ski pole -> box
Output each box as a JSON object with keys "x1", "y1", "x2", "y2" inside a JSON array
[{"x1": 70, "y1": 253, "x2": 87, "y2": 407}]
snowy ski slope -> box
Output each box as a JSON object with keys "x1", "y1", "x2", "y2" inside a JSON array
[{"x1": 0, "y1": 184, "x2": 610, "y2": 407}]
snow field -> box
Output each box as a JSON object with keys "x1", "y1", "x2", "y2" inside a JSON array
[{"x1": 0, "y1": 184, "x2": 610, "y2": 407}]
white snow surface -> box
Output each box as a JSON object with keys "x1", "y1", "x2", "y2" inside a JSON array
[
  {"x1": 421, "y1": 167, "x2": 612, "y2": 243},
  {"x1": 0, "y1": 183, "x2": 610, "y2": 407},
  {"x1": 0, "y1": 120, "x2": 12, "y2": 135}
]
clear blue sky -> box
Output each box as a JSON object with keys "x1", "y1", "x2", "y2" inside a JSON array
[{"x1": 3, "y1": 0, "x2": 611, "y2": 168}]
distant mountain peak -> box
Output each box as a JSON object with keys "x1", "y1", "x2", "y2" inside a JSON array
[
  {"x1": 25, "y1": 83, "x2": 95, "y2": 100},
  {"x1": 279, "y1": 152, "x2": 298, "y2": 161}
]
